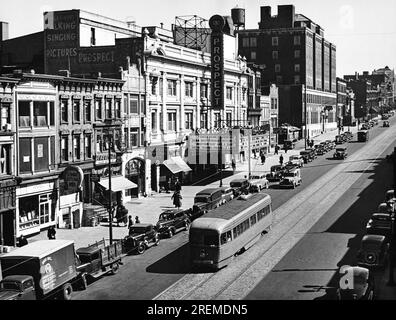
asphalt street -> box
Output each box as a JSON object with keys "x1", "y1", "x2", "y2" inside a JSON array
[{"x1": 75, "y1": 118, "x2": 396, "y2": 300}]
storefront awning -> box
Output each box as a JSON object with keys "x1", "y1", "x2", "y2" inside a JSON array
[
  {"x1": 163, "y1": 156, "x2": 192, "y2": 174},
  {"x1": 99, "y1": 177, "x2": 137, "y2": 192}
]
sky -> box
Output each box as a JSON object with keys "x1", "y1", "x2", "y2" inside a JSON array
[{"x1": 1, "y1": 0, "x2": 395, "y2": 76}]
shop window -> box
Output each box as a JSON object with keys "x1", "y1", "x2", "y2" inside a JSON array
[
  {"x1": 61, "y1": 136, "x2": 69, "y2": 162},
  {"x1": 84, "y1": 100, "x2": 92, "y2": 122},
  {"x1": 18, "y1": 101, "x2": 30, "y2": 127},
  {"x1": 73, "y1": 135, "x2": 81, "y2": 161},
  {"x1": 19, "y1": 196, "x2": 39, "y2": 230},
  {"x1": 95, "y1": 99, "x2": 102, "y2": 120},
  {"x1": 140, "y1": 97, "x2": 146, "y2": 114},
  {"x1": 85, "y1": 134, "x2": 92, "y2": 159},
  {"x1": 272, "y1": 51, "x2": 278, "y2": 60},
  {"x1": 34, "y1": 137, "x2": 49, "y2": 172},
  {"x1": 1, "y1": 103, "x2": 11, "y2": 130},
  {"x1": 226, "y1": 113, "x2": 232, "y2": 127},
  {"x1": 73, "y1": 100, "x2": 80, "y2": 123},
  {"x1": 272, "y1": 37, "x2": 279, "y2": 46},
  {"x1": 19, "y1": 138, "x2": 32, "y2": 173}
]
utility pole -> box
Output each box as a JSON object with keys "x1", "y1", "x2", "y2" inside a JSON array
[
  {"x1": 108, "y1": 131, "x2": 113, "y2": 245},
  {"x1": 304, "y1": 84, "x2": 307, "y2": 150},
  {"x1": 248, "y1": 129, "x2": 252, "y2": 180}
]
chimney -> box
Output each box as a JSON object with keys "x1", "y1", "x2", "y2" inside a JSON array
[
  {"x1": 0, "y1": 22, "x2": 9, "y2": 42},
  {"x1": 160, "y1": 22, "x2": 164, "y2": 29},
  {"x1": 259, "y1": 6, "x2": 272, "y2": 29}
]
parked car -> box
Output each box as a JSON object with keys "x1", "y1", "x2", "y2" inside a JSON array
[
  {"x1": 344, "y1": 132, "x2": 354, "y2": 141},
  {"x1": 366, "y1": 213, "x2": 392, "y2": 239},
  {"x1": 325, "y1": 140, "x2": 336, "y2": 150},
  {"x1": 378, "y1": 202, "x2": 395, "y2": 214},
  {"x1": 385, "y1": 189, "x2": 396, "y2": 202},
  {"x1": 284, "y1": 162, "x2": 300, "y2": 172},
  {"x1": 314, "y1": 144, "x2": 325, "y2": 156},
  {"x1": 219, "y1": 187, "x2": 234, "y2": 205},
  {"x1": 383, "y1": 120, "x2": 390, "y2": 127},
  {"x1": 361, "y1": 123, "x2": 370, "y2": 130},
  {"x1": 288, "y1": 155, "x2": 305, "y2": 168},
  {"x1": 334, "y1": 147, "x2": 348, "y2": 160},
  {"x1": 122, "y1": 224, "x2": 160, "y2": 255},
  {"x1": 335, "y1": 135, "x2": 343, "y2": 145},
  {"x1": 300, "y1": 149, "x2": 316, "y2": 163},
  {"x1": 156, "y1": 209, "x2": 191, "y2": 238},
  {"x1": 229, "y1": 179, "x2": 251, "y2": 196},
  {"x1": 357, "y1": 235, "x2": 389, "y2": 269},
  {"x1": 368, "y1": 120, "x2": 375, "y2": 128},
  {"x1": 249, "y1": 174, "x2": 269, "y2": 193},
  {"x1": 279, "y1": 168, "x2": 302, "y2": 189},
  {"x1": 320, "y1": 141, "x2": 330, "y2": 152},
  {"x1": 336, "y1": 266, "x2": 375, "y2": 300},
  {"x1": 283, "y1": 140, "x2": 295, "y2": 150},
  {"x1": 266, "y1": 165, "x2": 286, "y2": 182}
]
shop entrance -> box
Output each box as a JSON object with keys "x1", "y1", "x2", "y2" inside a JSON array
[
  {"x1": 125, "y1": 158, "x2": 145, "y2": 197},
  {"x1": 0, "y1": 211, "x2": 15, "y2": 246}
]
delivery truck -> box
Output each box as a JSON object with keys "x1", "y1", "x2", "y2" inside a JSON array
[{"x1": 0, "y1": 240, "x2": 79, "y2": 300}]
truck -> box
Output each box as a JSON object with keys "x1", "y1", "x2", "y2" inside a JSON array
[
  {"x1": 76, "y1": 239, "x2": 123, "y2": 288},
  {"x1": 0, "y1": 240, "x2": 78, "y2": 300}
]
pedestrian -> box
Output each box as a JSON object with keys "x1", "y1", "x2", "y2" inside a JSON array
[
  {"x1": 135, "y1": 216, "x2": 141, "y2": 224},
  {"x1": 175, "y1": 178, "x2": 182, "y2": 192},
  {"x1": 120, "y1": 204, "x2": 129, "y2": 227},
  {"x1": 171, "y1": 191, "x2": 182, "y2": 209},
  {"x1": 231, "y1": 158, "x2": 236, "y2": 175},
  {"x1": 261, "y1": 154, "x2": 266, "y2": 165},
  {"x1": 310, "y1": 140, "x2": 314, "y2": 148},
  {"x1": 284, "y1": 145, "x2": 288, "y2": 154},
  {"x1": 279, "y1": 154, "x2": 284, "y2": 166},
  {"x1": 253, "y1": 150, "x2": 257, "y2": 159},
  {"x1": 47, "y1": 226, "x2": 56, "y2": 240},
  {"x1": 18, "y1": 235, "x2": 28, "y2": 247},
  {"x1": 116, "y1": 204, "x2": 122, "y2": 227},
  {"x1": 128, "y1": 216, "x2": 134, "y2": 229},
  {"x1": 165, "y1": 178, "x2": 170, "y2": 193}
]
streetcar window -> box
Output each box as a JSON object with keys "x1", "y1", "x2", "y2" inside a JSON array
[
  {"x1": 190, "y1": 229, "x2": 219, "y2": 247},
  {"x1": 221, "y1": 231, "x2": 232, "y2": 245},
  {"x1": 250, "y1": 214, "x2": 257, "y2": 226}
]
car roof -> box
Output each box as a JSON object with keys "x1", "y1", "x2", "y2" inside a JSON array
[
  {"x1": 230, "y1": 179, "x2": 248, "y2": 183},
  {"x1": 130, "y1": 223, "x2": 153, "y2": 228},
  {"x1": 372, "y1": 213, "x2": 391, "y2": 218},
  {"x1": 196, "y1": 188, "x2": 221, "y2": 195},
  {"x1": 362, "y1": 234, "x2": 386, "y2": 244},
  {"x1": 2, "y1": 275, "x2": 33, "y2": 282}
]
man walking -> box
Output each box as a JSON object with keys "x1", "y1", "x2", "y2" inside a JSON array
[
  {"x1": 261, "y1": 153, "x2": 266, "y2": 165},
  {"x1": 231, "y1": 158, "x2": 236, "y2": 175},
  {"x1": 279, "y1": 154, "x2": 284, "y2": 166},
  {"x1": 274, "y1": 145, "x2": 279, "y2": 155}
]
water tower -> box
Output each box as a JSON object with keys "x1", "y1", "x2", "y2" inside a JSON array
[{"x1": 231, "y1": 6, "x2": 246, "y2": 30}]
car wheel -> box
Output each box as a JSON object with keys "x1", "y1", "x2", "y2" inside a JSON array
[
  {"x1": 80, "y1": 273, "x2": 88, "y2": 290},
  {"x1": 60, "y1": 283, "x2": 73, "y2": 300},
  {"x1": 111, "y1": 262, "x2": 120, "y2": 274},
  {"x1": 168, "y1": 229, "x2": 174, "y2": 238},
  {"x1": 155, "y1": 236, "x2": 160, "y2": 246},
  {"x1": 184, "y1": 220, "x2": 190, "y2": 231},
  {"x1": 137, "y1": 242, "x2": 146, "y2": 254},
  {"x1": 266, "y1": 183, "x2": 269, "y2": 189}
]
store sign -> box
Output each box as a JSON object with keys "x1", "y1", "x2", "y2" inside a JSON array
[
  {"x1": 209, "y1": 15, "x2": 225, "y2": 111},
  {"x1": 63, "y1": 166, "x2": 83, "y2": 193}
]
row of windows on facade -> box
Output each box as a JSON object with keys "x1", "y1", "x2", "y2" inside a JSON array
[
  {"x1": 151, "y1": 80, "x2": 247, "y2": 102},
  {"x1": 242, "y1": 35, "x2": 303, "y2": 48},
  {"x1": 306, "y1": 110, "x2": 337, "y2": 124},
  {"x1": 150, "y1": 111, "x2": 247, "y2": 132}
]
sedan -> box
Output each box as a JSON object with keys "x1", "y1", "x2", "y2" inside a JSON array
[
  {"x1": 249, "y1": 174, "x2": 269, "y2": 192},
  {"x1": 366, "y1": 213, "x2": 392, "y2": 239},
  {"x1": 357, "y1": 235, "x2": 389, "y2": 269},
  {"x1": 336, "y1": 266, "x2": 375, "y2": 300},
  {"x1": 288, "y1": 155, "x2": 305, "y2": 167}
]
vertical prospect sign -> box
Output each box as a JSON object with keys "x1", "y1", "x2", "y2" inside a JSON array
[{"x1": 209, "y1": 15, "x2": 225, "y2": 111}]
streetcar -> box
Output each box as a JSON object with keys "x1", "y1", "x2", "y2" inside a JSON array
[{"x1": 189, "y1": 193, "x2": 274, "y2": 270}]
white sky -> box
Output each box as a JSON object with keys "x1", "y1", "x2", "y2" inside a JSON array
[{"x1": 1, "y1": 0, "x2": 395, "y2": 76}]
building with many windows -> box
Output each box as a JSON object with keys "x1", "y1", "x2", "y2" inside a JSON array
[{"x1": 237, "y1": 4, "x2": 337, "y2": 138}]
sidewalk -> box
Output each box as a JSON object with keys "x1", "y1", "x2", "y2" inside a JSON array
[{"x1": 27, "y1": 126, "x2": 359, "y2": 248}]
